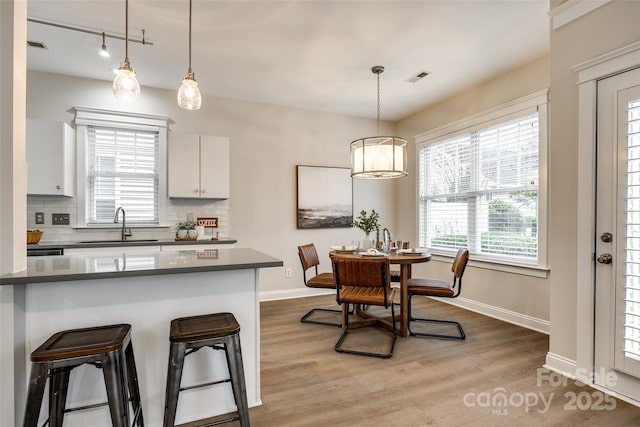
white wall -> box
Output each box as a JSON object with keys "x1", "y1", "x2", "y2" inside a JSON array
[
  {"x1": 395, "y1": 56, "x2": 551, "y2": 329},
  {"x1": 548, "y1": 0, "x2": 640, "y2": 364},
  {"x1": 26, "y1": 70, "x2": 396, "y2": 295}
]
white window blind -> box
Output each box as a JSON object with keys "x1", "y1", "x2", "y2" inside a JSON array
[
  {"x1": 86, "y1": 126, "x2": 159, "y2": 225},
  {"x1": 625, "y1": 97, "x2": 640, "y2": 361},
  {"x1": 418, "y1": 110, "x2": 539, "y2": 263}
]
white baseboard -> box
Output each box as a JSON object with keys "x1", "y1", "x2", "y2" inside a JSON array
[
  {"x1": 433, "y1": 296, "x2": 550, "y2": 334},
  {"x1": 543, "y1": 353, "x2": 640, "y2": 409},
  {"x1": 259, "y1": 288, "x2": 333, "y2": 302},
  {"x1": 544, "y1": 352, "x2": 578, "y2": 379},
  {"x1": 260, "y1": 289, "x2": 549, "y2": 334}
]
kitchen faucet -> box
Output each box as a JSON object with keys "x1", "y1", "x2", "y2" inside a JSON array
[{"x1": 114, "y1": 207, "x2": 132, "y2": 241}]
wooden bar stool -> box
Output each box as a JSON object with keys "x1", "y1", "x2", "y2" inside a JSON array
[
  {"x1": 163, "y1": 312, "x2": 249, "y2": 427},
  {"x1": 23, "y1": 324, "x2": 143, "y2": 427}
]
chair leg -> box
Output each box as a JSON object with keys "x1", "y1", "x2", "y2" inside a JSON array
[
  {"x1": 301, "y1": 304, "x2": 354, "y2": 327},
  {"x1": 102, "y1": 349, "x2": 131, "y2": 427},
  {"x1": 334, "y1": 303, "x2": 397, "y2": 359},
  {"x1": 224, "y1": 334, "x2": 250, "y2": 427},
  {"x1": 125, "y1": 341, "x2": 144, "y2": 427},
  {"x1": 163, "y1": 342, "x2": 186, "y2": 427},
  {"x1": 49, "y1": 367, "x2": 71, "y2": 427},
  {"x1": 408, "y1": 294, "x2": 466, "y2": 340},
  {"x1": 300, "y1": 308, "x2": 342, "y2": 327},
  {"x1": 23, "y1": 362, "x2": 48, "y2": 427}
]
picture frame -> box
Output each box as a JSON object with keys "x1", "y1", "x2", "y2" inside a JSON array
[{"x1": 296, "y1": 165, "x2": 353, "y2": 229}]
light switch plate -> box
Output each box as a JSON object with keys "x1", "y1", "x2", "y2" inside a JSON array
[
  {"x1": 52, "y1": 213, "x2": 70, "y2": 225},
  {"x1": 35, "y1": 212, "x2": 45, "y2": 224}
]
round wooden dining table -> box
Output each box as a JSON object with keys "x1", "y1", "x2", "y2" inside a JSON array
[{"x1": 329, "y1": 251, "x2": 431, "y2": 337}]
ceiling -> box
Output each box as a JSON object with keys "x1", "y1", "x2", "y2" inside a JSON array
[{"x1": 26, "y1": 0, "x2": 550, "y2": 121}]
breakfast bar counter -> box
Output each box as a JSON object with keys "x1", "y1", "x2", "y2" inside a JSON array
[{"x1": 0, "y1": 248, "x2": 282, "y2": 427}]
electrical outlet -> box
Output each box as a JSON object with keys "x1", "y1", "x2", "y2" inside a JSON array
[
  {"x1": 35, "y1": 212, "x2": 45, "y2": 224},
  {"x1": 52, "y1": 213, "x2": 70, "y2": 225},
  {"x1": 285, "y1": 268, "x2": 292, "y2": 278}
]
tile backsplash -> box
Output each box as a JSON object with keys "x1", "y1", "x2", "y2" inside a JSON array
[{"x1": 27, "y1": 195, "x2": 230, "y2": 243}]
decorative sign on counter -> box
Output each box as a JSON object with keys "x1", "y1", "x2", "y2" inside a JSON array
[
  {"x1": 197, "y1": 217, "x2": 218, "y2": 228},
  {"x1": 197, "y1": 249, "x2": 219, "y2": 259}
]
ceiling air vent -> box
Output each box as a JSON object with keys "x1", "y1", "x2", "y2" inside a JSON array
[
  {"x1": 407, "y1": 70, "x2": 430, "y2": 83},
  {"x1": 27, "y1": 40, "x2": 48, "y2": 50}
]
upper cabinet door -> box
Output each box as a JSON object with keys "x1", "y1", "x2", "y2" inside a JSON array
[
  {"x1": 199, "y1": 135, "x2": 230, "y2": 199},
  {"x1": 168, "y1": 133, "x2": 201, "y2": 198},
  {"x1": 26, "y1": 119, "x2": 75, "y2": 196}
]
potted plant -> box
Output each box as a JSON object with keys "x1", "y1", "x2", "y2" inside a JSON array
[
  {"x1": 175, "y1": 221, "x2": 197, "y2": 239},
  {"x1": 352, "y1": 209, "x2": 380, "y2": 249}
]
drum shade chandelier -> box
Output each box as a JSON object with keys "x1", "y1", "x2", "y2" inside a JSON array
[
  {"x1": 112, "y1": 0, "x2": 140, "y2": 100},
  {"x1": 350, "y1": 66, "x2": 408, "y2": 179},
  {"x1": 177, "y1": 0, "x2": 202, "y2": 110}
]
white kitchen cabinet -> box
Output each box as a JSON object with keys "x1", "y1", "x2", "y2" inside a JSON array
[
  {"x1": 26, "y1": 118, "x2": 75, "y2": 196},
  {"x1": 168, "y1": 133, "x2": 230, "y2": 199}
]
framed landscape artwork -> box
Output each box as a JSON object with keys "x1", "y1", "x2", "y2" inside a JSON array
[{"x1": 296, "y1": 165, "x2": 353, "y2": 229}]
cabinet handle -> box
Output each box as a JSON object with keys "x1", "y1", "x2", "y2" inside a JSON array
[
  {"x1": 201, "y1": 189, "x2": 206, "y2": 194},
  {"x1": 194, "y1": 189, "x2": 199, "y2": 193},
  {"x1": 56, "y1": 185, "x2": 61, "y2": 190}
]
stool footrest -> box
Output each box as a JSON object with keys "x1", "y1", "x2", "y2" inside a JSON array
[
  {"x1": 175, "y1": 413, "x2": 240, "y2": 427},
  {"x1": 180, "y1": 378, "x2": 231, "y2": 392}
]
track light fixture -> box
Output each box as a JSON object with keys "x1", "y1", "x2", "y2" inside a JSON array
[{"x1": 99, "y1": 32, "x2": 110, "y2": 58}]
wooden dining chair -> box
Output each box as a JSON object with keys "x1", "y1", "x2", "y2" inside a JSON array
[
  {"x1": 407, "y1": 248, "x2": 469, "y2": 339},
  {"x1": 332, "y1": 256, "x2": 397, "y2": 358},
  {"x1": 297, "y1": 243, "x2": 341, "y2": 327}
]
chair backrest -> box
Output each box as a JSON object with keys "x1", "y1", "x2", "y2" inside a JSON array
[
  {"x1": 451, "y1": 248, "x2": 470, "y2": 279},
  {"x1": 298, "y1": 244, "x2": 320, "y2": 284},
  {"x1": 331, "y1": 256, "x2": 391, "y2": 306},
  {"x1": 450, "y1": 248, "x2": 469, "y2": 296}
]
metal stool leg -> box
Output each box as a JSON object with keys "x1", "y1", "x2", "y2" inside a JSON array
[
  {"x1": 102, "y1": 349, "x2": 130, "y2": 427},
  {"x1": 23, "y1": 362, "x2": 48, "y2": 427},
  {"x1": 224, "y1": 334, "x2": 250, "y2": 427},
  {"x1": 125, "y1": 341, "x2": 144, "y2": 427},
  {"x1": 49, "y1": 367, "x2": 71, "y2": 427},
  {"x1": 163, "y1": 341, "x2": 186, "y2": 427}
]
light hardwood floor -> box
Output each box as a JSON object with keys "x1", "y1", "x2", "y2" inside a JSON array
[
  {"x1": 184, "y1": 295, "x2": 640, "y2": 427},
  {"x1": 245, "y1": 295, "x2": 640, "y2": 427}
]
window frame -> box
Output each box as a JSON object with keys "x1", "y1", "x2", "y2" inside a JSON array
[
  {"x1": 74, "y1": 107, "x2": 168, "y2": 228},
  {"x1": 414, "y1": 90, "x2": 549, "y2": 274}
]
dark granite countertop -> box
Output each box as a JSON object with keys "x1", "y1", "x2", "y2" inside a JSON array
[{"x1": 1, "y1": 247, "x2": 282, "y2": 285}]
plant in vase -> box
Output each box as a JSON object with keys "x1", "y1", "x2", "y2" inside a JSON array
[
  {"x1": 352, "y1": 209, "x2": 380, "y2": 249},
  {"x1": 175, "y1": 221, "x2": 197, "y2": 239}
]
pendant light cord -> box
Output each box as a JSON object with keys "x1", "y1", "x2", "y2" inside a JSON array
[
  {"x1": 124, "y1": 0, "x2": 129, "y2": 61},
  {"x1": 376, "y1": 71, "x2": 381, "y2": 136},
  {"x1": 188, "y1": 0, "x2": 192, "y2": 72}
]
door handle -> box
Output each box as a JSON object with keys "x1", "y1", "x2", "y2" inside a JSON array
[{"x1": 597, "y1": 253, "x2": 613, "y2": 264}]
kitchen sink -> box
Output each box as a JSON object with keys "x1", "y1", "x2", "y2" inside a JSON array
[{"x1": 77, "y1": 239, "x2": 159, "y2": 244}]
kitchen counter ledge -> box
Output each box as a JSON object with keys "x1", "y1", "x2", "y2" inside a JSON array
[
  {"x1": 1, "y1": 247, "x2": 282, "y2": 285},
  {"x1": 29, "y1": 238, "x2": 237, "y2": 250}
]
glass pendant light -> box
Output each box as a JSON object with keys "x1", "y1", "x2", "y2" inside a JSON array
[
  {"x1": 178, "y1": 0, "x2": 201, "y2": 110},
  {"x1": 350, "y1": 66, "x2": 408, "y2": 179},
  {"x1": 113, "y1": 0, "x2": 140, "y2": 100}
]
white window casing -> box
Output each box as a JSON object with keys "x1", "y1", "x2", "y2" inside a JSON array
[
  {"x1": 415, "y1": 89, "x2": 549, "y2": 275},
  {"x1": 74, "y1": 107, "x2": 168, "y2": 228}
]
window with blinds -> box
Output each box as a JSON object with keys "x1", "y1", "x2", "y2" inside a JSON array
[
  {"x1": 86, "y1": 126, "x2": 159, "y2": 225},
  {"x1": 418, "y1": 110, "x2": 540, "y2": 264}
]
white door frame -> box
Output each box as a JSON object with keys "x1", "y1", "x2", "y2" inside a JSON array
[{"x1": 572, "y1": 40, "x2": 640, "y2": 406}]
